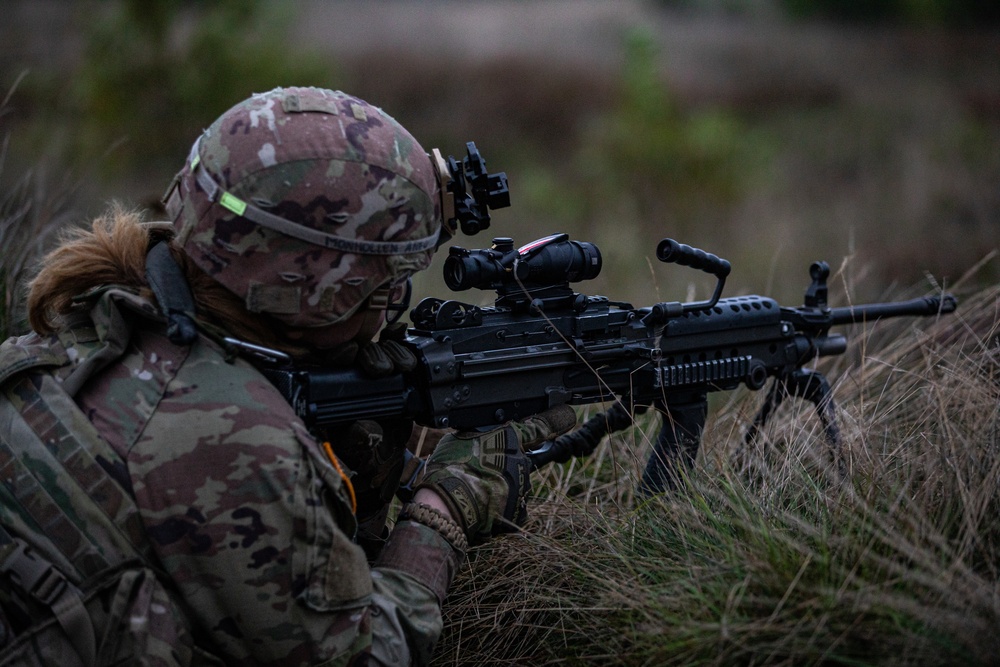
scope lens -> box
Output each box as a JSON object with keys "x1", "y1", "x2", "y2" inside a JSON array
[{"x1": 444, "y1": 256, "x2": 469, "y2": 291}]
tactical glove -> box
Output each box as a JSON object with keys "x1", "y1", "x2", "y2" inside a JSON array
[
  {"x1": 356, "y1": 322, "x2": 417, "y2": 378},
  {"x1": 417, "y1": 405, "x2": 576, "y2": 542},
  {"x1": 316, "y1": 322, "x2": 417, "y2": 378}
]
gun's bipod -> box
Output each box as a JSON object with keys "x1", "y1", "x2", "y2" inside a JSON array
[{"x1": 744, "y1": 369, "x2": 845, "y2": 476}]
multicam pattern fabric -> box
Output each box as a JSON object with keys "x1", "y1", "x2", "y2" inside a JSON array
[
  {"x1": 166, "y1": 87, "x2": 442, "y2": 328},
  {"x1": 0, "y1": 288, "x2": 456, "y2": 665}
]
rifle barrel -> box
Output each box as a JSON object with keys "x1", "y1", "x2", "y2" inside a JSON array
[{"x1": 828, "y1": 294, "x2": 957, "y2": 326}]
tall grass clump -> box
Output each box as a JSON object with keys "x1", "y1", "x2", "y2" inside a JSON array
[
  {"x1": 434, "y1": 282, "x2": 1000, "y2": 666},
  {"x1": 0, "y1": 77, "x2": 78, "y2": 338}
]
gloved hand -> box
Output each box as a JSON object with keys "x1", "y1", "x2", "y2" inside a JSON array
[
  {"x1": 356, "y1": 322, "x2": 417, "y2": 378},
  {"x1": 334, "y1": 419, "x2": 413, "y2": 511},
  {"x1": 416, "y1": 405, "x2": 577, "y2": 542}
]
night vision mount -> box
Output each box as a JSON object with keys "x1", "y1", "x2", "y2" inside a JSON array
[{"x1": 438, "y1": 142, "x2": 510, "y2": 236}]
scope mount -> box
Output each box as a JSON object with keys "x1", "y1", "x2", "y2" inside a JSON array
[
  {"x1": 445, "y1": 142, "x2": 510, "y2": 236},
  {"x1": 495, "y1": 235, "x2": 588, "y2": 313}
]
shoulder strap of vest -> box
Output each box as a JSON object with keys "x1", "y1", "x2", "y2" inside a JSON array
[
  {"x1": 0, "y1": 304, "x2": 154, "y2": 573},
  {"x1": 0, "y1": 334, "x2": 67, "y2": 388},
  {"x1": 0, "y1": 291, "x2": 226, "y2": 661}
]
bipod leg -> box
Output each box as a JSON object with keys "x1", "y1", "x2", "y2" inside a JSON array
[
  {"x1": 743, "y1": 370, "x2": 844, "y2": 476},
  {"x1": 787, "y1": 369, "x2": 845, "y2": 477},
  {"x1": 735, "y1": 376, "x2": 786, "y2": 475},
  {"x1": 638, "y1": 391, "x2": 708, "y2": 497},
  {"x1": 744, "y1": 376, "x2": 788, "y2": 448}
]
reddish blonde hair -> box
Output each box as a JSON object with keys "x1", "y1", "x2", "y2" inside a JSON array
[{"x1": 27, "y1": 205, "x2": 301, "y2": 354}]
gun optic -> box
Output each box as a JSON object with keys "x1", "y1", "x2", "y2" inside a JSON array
[{"x1": 444, "y1": 234, "x2": 602, "y2": 292}]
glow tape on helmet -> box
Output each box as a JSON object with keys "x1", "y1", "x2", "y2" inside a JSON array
[{"x1": 219, "y1": 192, "x2": 247, "y2": 217}]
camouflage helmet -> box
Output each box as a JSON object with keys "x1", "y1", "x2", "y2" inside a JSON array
[{"x1": 163, "y1": 87, "x2": 442, "y2": 328}]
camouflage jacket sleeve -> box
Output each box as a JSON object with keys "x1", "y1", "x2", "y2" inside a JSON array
[{"x1": 79, "y1": 323, "x2": 458, "y2": 665}]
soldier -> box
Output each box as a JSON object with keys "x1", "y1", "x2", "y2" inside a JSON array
[{"x1": 0, "y1": 87, "x2": 574, "y2": 665}]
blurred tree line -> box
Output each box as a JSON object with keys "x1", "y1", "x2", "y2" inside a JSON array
[
  {"x1": 664, "y1": 0, "x2": 1000, "y2": 25},
  {"x1": 71, "y1": 0, "x2": 334, "y2": 177}
]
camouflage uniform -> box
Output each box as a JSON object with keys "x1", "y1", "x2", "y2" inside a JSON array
[
  {"x1": 0, "y1": 89, "x2": 461, "y2": 665},
  {"x1": 0, "y1": 285, "x2": 459, "y2": 665}
]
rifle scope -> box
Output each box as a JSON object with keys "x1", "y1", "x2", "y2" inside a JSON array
[{"x1": 444, "y1": 235, "x2": 602, "y2": 292}]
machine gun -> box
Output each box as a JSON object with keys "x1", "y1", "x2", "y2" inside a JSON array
[
  {"x1": 247, "y1": 143, "x2": 958, "y2": 493},
  {"x1": 260, "y1": 230, "x2": 956, "y2": 493}
]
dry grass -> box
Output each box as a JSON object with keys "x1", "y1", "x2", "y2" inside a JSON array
[{"x1": 0, "y1": 73, "x2": 81, "y2": 337}]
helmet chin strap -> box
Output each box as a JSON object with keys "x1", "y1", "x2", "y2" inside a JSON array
[
  {"x1": 355, "y1": 306, "x2": 387, "y2": 343},
  {"x1": 281, "y1": 305, "x2": 385, "y2": 352},
  {"x1": 145, "y1": 241, "x2": 199, "y2": 345}
]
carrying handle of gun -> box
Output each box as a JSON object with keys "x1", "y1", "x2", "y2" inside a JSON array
[
  {"x1": 648, "y1": 239, "x2": 732, "y2": 321},
  {"x1": 657, "y1": 239, "x2": 732, "y2": 280}
]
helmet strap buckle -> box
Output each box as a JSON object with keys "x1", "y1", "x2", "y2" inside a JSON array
[
  {"x1": 368, "y1": 286, "x2": 391, "y2": 312},
  {"x1": 367, "y1": 278, "x2": 413, "y2": 325},
  {"x1": 162, "y1": 172, "x2": 183, "y2": 220}
]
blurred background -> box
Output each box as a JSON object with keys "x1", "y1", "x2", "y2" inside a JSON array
[{"x1": 1, "y1": 0, "x2": 998, "y2": 326}]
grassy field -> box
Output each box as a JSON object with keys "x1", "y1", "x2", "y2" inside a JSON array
[{"x1": 2, "y1": 2, "x2": 999, "y2": 664}]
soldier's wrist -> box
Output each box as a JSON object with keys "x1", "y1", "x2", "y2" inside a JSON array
[
  {"x1": 413, "y1": 488, "x2": 453, "y2": 520},
  {"x1": 413, "y1": 486, "x2": 470, "y2": 537},
  {"x1": 398, "y1": 501, "x2": 469, "y2": 554}
]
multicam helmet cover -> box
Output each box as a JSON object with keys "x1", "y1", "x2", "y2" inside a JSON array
[{"x1": 164, "y1": 87, "x2": 442, "y2": 327}]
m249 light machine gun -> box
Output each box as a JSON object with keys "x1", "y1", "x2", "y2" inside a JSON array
[
  {"x1": 263, "y1": 231, "x2": 957, "y2": 494},
  {"x1": 255, "y1": 142, "x2": 956, "y2": 492}
]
